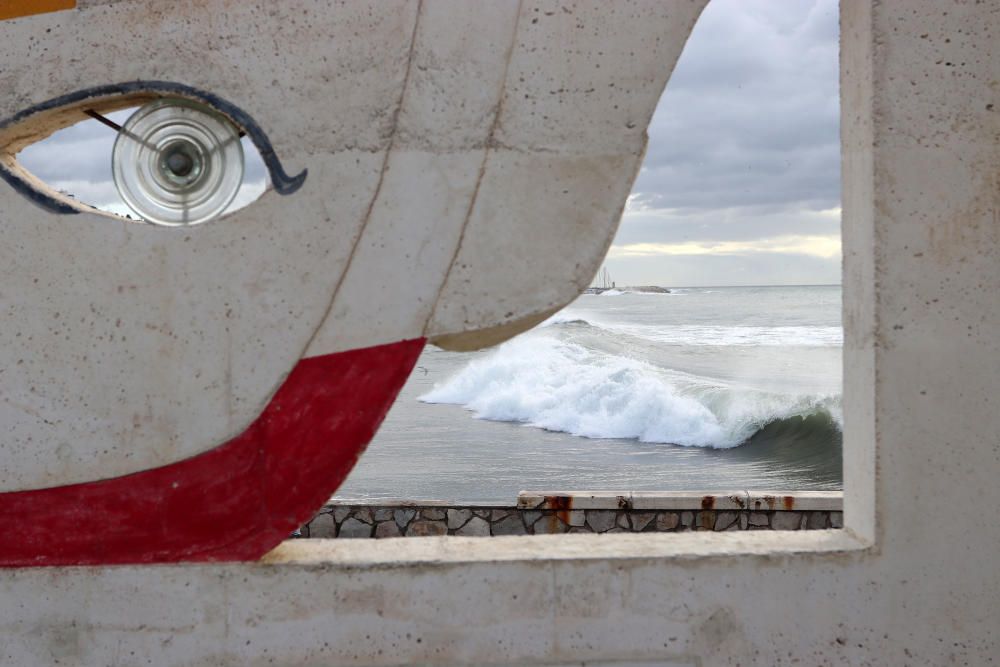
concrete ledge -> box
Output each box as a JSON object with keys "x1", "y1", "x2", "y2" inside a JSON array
[
  {"x1": 302, "y1": 491, "x2": 843, "y2": 538},
  {"x1": 517, "y1": 491, "x2": 843, "y2": 512},
  {"x1": 270, "y1": 529, "x2": 866, "y2": 567},
  {"x1": 328, "y1": 497, "x2": 500, "y2": 507}
]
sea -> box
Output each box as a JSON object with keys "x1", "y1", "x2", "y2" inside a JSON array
[{"x1": 335, "y1": 284, "x2": 843, "y2": 503}]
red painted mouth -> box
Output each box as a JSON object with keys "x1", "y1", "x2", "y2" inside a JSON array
[{"x1": 0, "y1": 338, "x2": 425, "y2": 567}]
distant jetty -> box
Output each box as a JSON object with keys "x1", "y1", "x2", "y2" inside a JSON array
[
  {"x1": 583, "y1": 284, "x2": 671, "y2": 295},
  {"x1": 584, "y1": 268, "x2": 670, "y2": 295}
]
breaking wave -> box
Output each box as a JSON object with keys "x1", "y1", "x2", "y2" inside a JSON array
[{"x1": 421, "y1": 333, "x2": 842, "y2": 450}]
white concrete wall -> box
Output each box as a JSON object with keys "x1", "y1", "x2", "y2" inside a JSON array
[
  {"x1": 0, "y1": 0, "x2": 704, "y2": 491},
  {"x1": 1, "y1": 1, "x2": 998, "y2": 665}
]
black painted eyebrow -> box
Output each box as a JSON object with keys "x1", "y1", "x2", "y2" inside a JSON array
[{"x1": 0, "y1": 81, "x2": 307, "y2": 216}]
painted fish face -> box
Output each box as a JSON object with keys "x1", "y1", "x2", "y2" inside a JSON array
[{"x1": 0, "y1": 0, "x2": 705, "y2": 564}]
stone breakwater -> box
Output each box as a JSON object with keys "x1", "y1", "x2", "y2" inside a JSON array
[{"x1": 297, "y1": 491, "x2": 843, "y2": 538}]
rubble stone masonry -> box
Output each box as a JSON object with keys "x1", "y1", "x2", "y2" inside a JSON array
[{"x1": 298, "y1": 491, "x2": 843, "y2": 538}]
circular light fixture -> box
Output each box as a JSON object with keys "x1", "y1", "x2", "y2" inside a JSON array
[{"x1": 112, "y1": 98, "x2": 244, "y2": 226}]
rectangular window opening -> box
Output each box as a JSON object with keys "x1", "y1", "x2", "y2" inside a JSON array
[{"x1": 274, "y1": 0, "x2": 875, "y2": 565}]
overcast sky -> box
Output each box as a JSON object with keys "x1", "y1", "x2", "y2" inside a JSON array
[
  {"x1": 19, "y1": 0, "x2": 840, "y2": 287},
  {"x1": 613, "y1": 0, "x2": 841, "y2": 286}
]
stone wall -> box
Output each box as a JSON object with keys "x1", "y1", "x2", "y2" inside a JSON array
[{"x1": 298, "y1": 492, "x2": 843, "y2": 538}]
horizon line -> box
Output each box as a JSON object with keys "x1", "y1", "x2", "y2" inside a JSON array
[{"x1": 590, "y1": 282, "x2": 842, "y2": 289}]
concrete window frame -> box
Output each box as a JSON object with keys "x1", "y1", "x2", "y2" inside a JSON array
[{"x1": 266, "y1": 2, "x2": 874, "y2": 569}]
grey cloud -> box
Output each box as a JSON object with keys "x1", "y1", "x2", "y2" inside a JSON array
[
  {"x1": 18, "y1": 133, "x2": 117, "y2": 186},
  {"x1": 632, "y1": 0, "x2": 840, "y2": 214},
  {"x1": 602, "y1": 252, "x2": 841, "y2": 289},
  {"x1": 616, "y1": 205, "x2": 839, "y2": 247},
  {"x1": 600, "y1": 0, "x2": 842, "y2": 285}
]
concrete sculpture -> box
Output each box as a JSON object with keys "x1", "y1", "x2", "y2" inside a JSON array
[{"x1": 0, "y1": 0, "x2": 706, "y2": 565}]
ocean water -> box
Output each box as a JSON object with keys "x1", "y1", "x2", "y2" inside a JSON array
[{"x1": 335, "y1": 285, "x2": 843, "y2": 502}]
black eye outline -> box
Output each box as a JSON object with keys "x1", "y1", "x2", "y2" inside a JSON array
[{"x1": 0, "y1": 81, "x2": 307, "y2": 217}]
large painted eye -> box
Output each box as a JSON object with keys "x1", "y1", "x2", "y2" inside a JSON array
[
  {"x1": 111, "y1": 99, "x2": 245, "y2": 226},
  {"x1": 0, "y1": 82, "x2": 306, "y2": 226}
]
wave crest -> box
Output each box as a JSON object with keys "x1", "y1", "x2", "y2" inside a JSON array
[{"x1": 421, "y1": 336, "x2": 841, "y2": 449}]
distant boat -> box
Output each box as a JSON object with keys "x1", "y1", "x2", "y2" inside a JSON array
[
  {"x1": 584, "y1": 267, "x2": 616, "y2": 294},
  {"x1": 583, "y1": 268, "x2": 671, "y2": 295}
]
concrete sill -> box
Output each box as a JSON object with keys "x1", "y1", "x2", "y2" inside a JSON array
[
  {"x1": 262, "y1": 528, "x2": 870, "y2": 570},
  {"x1": 517, "y1": 490, "x2": 843, "y2": 512}
]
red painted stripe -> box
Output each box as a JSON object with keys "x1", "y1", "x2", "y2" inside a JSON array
[{"x1": 0, "y1": 339, "x2": 424, "y2": 567}]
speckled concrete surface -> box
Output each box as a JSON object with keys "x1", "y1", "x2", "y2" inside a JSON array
[{"x1": 0, "y1": 0, "x2": 703, "y2": 491}]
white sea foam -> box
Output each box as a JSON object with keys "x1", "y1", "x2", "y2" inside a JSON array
[
  {"x1": 610, "y1": 324, "x2": 843, "y2": 347},
  {"x1": 543, "y1": 314, "x2": 840, "y2": 347},
  {"x1": 421, "y1": 334, "x2": 841, "y2": 448},
  {"x1": 591, "y1": 288, "x2": 674, "y2": 296},
  {"x1": 541, "y1": 312, "x2": 593, "y2": 326}
]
